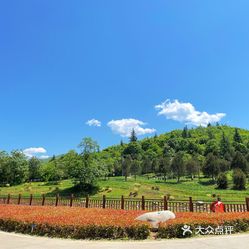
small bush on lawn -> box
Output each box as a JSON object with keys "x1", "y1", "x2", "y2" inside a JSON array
[
  {"x1": 217, "y1": 173, "x2": 228, "y2": 189},
  {"x1": 233, "y1": 168, "x2": 247, "y2": 190}
]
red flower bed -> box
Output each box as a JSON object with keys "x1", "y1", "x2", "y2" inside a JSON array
[
  {"x1": 158, "y1": 212, "x2": 249, "y2": 238},
  {"x1": 0, "y1": 205, "x2": 249, "y2": 239},
  {"x1": 0, "y1": 205, "x2": 149, "y2": 239},
  {"x1": 0, "y1": 205, "x2": 146, "y2": 227},
  {"x1": 163, "y1": 212, "x2": 249, "y2": 226}
]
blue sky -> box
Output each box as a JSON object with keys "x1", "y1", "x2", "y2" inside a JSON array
[{"x1": 1, "y1": 1, "x2": 249, "y2": 158}]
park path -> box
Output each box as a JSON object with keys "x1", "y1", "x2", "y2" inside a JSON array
[{"x1": 0, "y1": 231, "x2": 249, "y2": 249}]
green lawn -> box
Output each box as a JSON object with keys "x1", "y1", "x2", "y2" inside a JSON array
[{"x1": 0, "y1": 176, "x2": 249, "y2": 201}]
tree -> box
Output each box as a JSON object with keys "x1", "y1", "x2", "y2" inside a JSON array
[
  {"x1": 158, "y1": 156, "x2": 171, "y2": 181},
  {"x1": 234, "y1": 128, "x2": 243, "y2": 144},
  {"x1": 28, "y1": 157, "x2": 41, "y2": 181},
  {"x1": 185, "y1": 157, "x2": 199, "y2": 180},
  {"x1": 151, "y1": 158, "x2": 159, "y2": 174},
  {"x1": 78, "y1": 137, "x2": 99, "y2": 159},
  {"x1": 203, "y1": 153, "x2": 220, "y2": 180},
  {"x1": 220, "y1": 132, "x2": 232, "y2": 158},
  {"x1": 217, "y1": 173, "x2": 228, "y2": 189},
  {"x1": 171, "y1": 152, "x2": 185, "y2": 183},
  {"x1": 233, "y1": 168, "x2": 246, "y2": 190},
  {"x1": 205, "y1": 139, "x2": 219, "y2": 156},
  {"x1": 122, "y1": 155, "x2": 132, "y2": 181},
  {"x1": 129, "y1": 129, "x2": 137, "y2": 142},
  {"x1": 182, "y1": 126, "x2": 189, "y2": 138},
  {"x1": 218, "y1": 158, "x2": 230, "y2": 172},
  {"x1": 39, "y1": 160, "x2": 62, "y2": 182},
  {"x1": 0, "y1": 151, "x2": 9, "y2": 185},
  {"x1": 68, "y1": 157, "x2": 105, "y2": 189},
  {"x1": 141, "y1": 155, "x2": 152, "y2": 174},
  {"x1": 122, "y1": 142, "x2": 142, "y2": 160},
  {"x1": 231, "y1": 151, "x2": 248, "y2": 174},
  {"x1": 8, "y1": 151, "x2": 29, "y2": 185},
  {"x1": 130, "y1": 159, "x2": 141, "y2": 180}
]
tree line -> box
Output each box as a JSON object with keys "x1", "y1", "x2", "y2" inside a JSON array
[{"x1": 0, "y1": 125, "x2": 249, "y2": 190}]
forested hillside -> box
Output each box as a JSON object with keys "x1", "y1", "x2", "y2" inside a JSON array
[{"x1": 1, "y1": 124, "x2": 249, "y2": 191}]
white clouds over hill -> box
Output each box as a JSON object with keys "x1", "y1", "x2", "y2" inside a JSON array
[
  {"x1": 107, "y1": 119, "x2": 156, "y2": 137},
  {"x1": 23, "y1": 147, "x2": 49, "y2": 159},
  {"x1": 155, "y1": 99, "x2": 226, "y2": 127}
]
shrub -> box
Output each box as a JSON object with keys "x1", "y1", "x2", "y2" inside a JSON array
[
  {"x1": 0, "y1": 205, "x2": 149, "y2": 240},
  {"x1": 216, "y1": 173, "x2": 228, "y2": 189},
  {"x1": 233, "y1": 168, "x2": 247, "y2": 190}
]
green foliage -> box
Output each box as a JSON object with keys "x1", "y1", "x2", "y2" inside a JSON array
[
  {"x1": 234, "y1": 128, "x2": 243, "y2": 143},
  {"x1": 2, "y1": 125, "x2": 249, "y2": 194},
  {"x1": 171, "y1": 152, "x2": 185, "y2": 183},
  {"x1": 0, "y1": 151, "x2": 28, "y2": 185},
  {"x1": 203, "y1": 153, "x2": 220, "y2": 180},
  {"x1": 78, "y1": 137, "x2": 99, "y2": 157},
  {"x1": 28, "y1": 157, "x2": 41, "y2": 180},
  {"x1": 217, "y1": 173, "x2": 228, "y2": 189},
  {"x1": 231, "y1": 152, "x2": 248, "y2": 173},
  {"x1": 233, "y1": 168, "x2": 247, "y2": 190}
]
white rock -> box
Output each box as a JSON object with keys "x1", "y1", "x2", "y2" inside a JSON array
[{"x1": 135, "y1": 210, "x2": 176, "y2": 228}]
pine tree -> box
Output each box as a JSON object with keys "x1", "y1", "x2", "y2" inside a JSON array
[
  {"x1": 231, "y1": 151, "x2": 248, "y2": 173},
  {"x1": 129, "y1": 129, "x2": 137, "y2": 142},
  {"x1": 182, "y1": 126, "x2": 188, "y2": 138},
  {"x1": 203, "y1": 153, "x2": 220, "y2": 180},
  {"x1": 220, "y1": 132, "x2": 231, "y2": 157},
  {"x1": 234, "y1": 128, "x2": 243, "y2": 144},
  {"x1": 233, "y1": 168, "x2": 246, "y2": 190}
]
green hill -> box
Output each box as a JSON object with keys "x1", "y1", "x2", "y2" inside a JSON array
[{"x1": 1, "y1": 125, "x2": 249, "y2": 200}]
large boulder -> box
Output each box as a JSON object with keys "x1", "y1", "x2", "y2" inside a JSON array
[{"x1": 135, "y1": 210, "x2": 176, "y2": 228}]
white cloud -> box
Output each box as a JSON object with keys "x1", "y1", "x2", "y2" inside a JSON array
[
  {"x1": 23, "y1": 147, "x2": 49, "y2": 159},
  {"x1": 86, "y1": 119, "x2": 101, "y2": 127},
  {"x1": 107, "y1": 118, "x2": 156, "y2": 137},
  {"x1": 155, "y1": 99, "x2": 226, "y2": 127},
  {"x1": 39, "y1": 155, "x2": 50, "y2": 159}
]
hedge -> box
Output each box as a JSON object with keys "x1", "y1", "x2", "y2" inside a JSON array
[{"x1": 0, "y1": 219, "x2": 150, "y2": 240}]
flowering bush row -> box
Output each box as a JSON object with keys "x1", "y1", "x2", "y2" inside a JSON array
[
  {"x1": 158, "y1": 212, "x2": 249, "y2": 238},
  {"x1": 0, "y1": 205, "x2": 149, "y2": 239},
  {"x1": 1, "y1": 205, "x2": 249, "y2": 239}
]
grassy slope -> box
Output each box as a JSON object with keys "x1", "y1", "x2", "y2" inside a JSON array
[
  {"x1": 2, "y1": 125, "x2": 249, "y2": 202},
  {"x1": 0, "y1": 176, "x2": 248, "y2": 201}
]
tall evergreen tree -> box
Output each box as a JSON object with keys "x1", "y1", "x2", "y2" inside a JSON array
[
  {"x1": 203, "y1": 153, "x2": 220, "y2": 180},
  {"x1": 231, "y1": 151, "x2": 248, "y2": 173},
  {"x1": 129, "y1": 129, "x2": 137, "y2": 142},
  {"x1": 120, "y1": 140, "x2": 124, "y2": 146},
  {"x1": 234, "y1": 128, "x2": 243, "y2": 144},
  {"x1": 182, "y1": 126, "x2": 189, "y2": 138},
  {"x1": 220, "y1": 132, "x2": 231, "y2": 157}
]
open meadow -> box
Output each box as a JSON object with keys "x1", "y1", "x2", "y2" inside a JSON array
[{"x1": 1, "y1": 176, "x2": 248, "y2": 201}]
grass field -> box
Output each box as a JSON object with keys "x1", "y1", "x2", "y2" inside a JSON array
[{"x1": 0, "y1": 176, "x2": 249, "y2": 201}]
